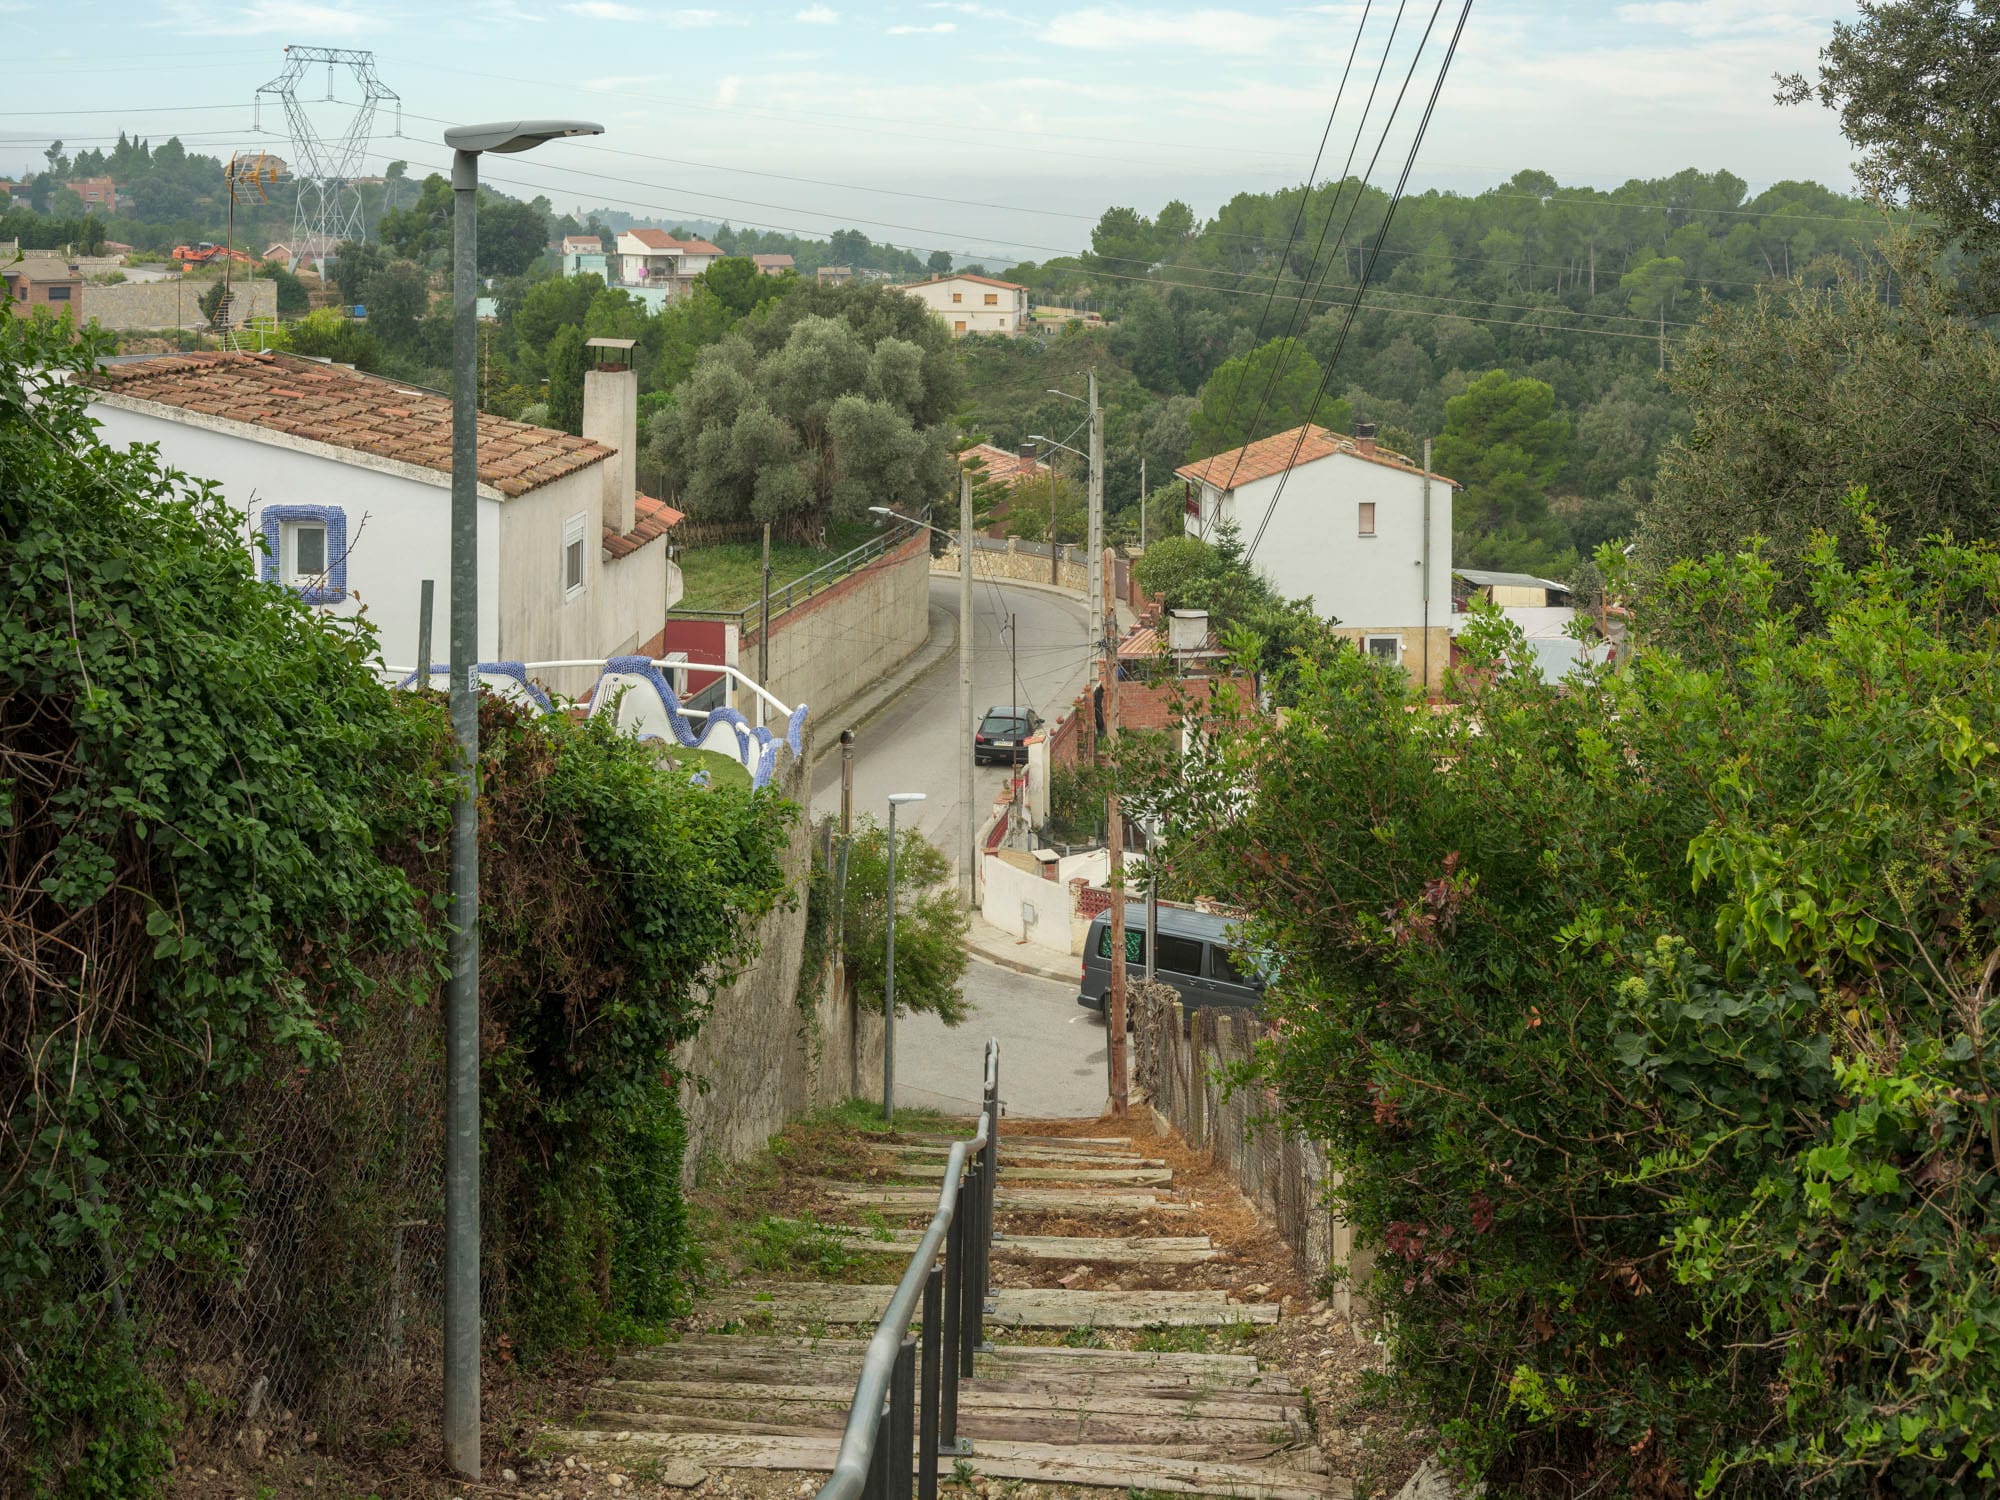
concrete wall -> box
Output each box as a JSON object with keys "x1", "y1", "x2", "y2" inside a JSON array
[
  {"x1": 745, "y1": 529, "x2": 930, "y2": 724},
  {"x1": 1329, "y1": 624, "x2": 1454, "y2": 695},
  {"x1": 80, "y1": 277, "x2": 276, "y2": 331},
  {"x1": 981, "y1": 849, "x2": 1072, "y2": 955},
  {"x1": 935, "y1": 538, "x2": 1088, "y2": 594},
  {"x1": 678, "y1": 747, "x2": 885, "y2": 1180}
]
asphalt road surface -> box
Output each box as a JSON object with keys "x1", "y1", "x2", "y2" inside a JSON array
[
  {"x1": 809, "y1": 575, "x2": 1095, "y2": 865},
  {"x1": 888, "y1": 961, "x2": 1107, "y2": 1119}
]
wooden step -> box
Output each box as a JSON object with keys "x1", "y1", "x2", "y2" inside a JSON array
[
  {"x1": 598, "y1": 1377, "x2": 1301, "y2": 1423},
  {"x1": 616, "y1": 1336, "x2": 1289, "y2": 1389},
  {"x1": 700, "y1": 1284, "x2": 1280, "y2": 1329},
  {"x1": 883, "y1": 1143, "x2": 1170, "y2": 1167},
  {"x1": 825, "y1": 1184, "x2": 1189, "y2": 1213},
  {"x1": 550, "y1": 1430, "x2": 1349, "y2": 1499},
  {"x1": 794, "y1": 1224, "x2": 1217, "y2": 1264},
  {"x1": 588, "y1": 1402, "x2": 1302, "y2": 1449},
  {"x1": 909, "y1": 1134, "x2": 1143, "y2": 1150},
  {"x1": 876, "y1": 1161, "x2": 1175, "y2": 1186}
]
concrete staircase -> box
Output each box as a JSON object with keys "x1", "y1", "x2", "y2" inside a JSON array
[{"x1": 549, "y1": 1130, "x2": 1347, "y2": 1498}]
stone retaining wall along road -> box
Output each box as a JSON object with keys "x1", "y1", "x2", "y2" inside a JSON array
[
  {"x1": 935, "y1": 537, "x2": 1090, "y2": 595},
  {"x1": 79, "y1": 277, "x2": 278, "y2": 332}
]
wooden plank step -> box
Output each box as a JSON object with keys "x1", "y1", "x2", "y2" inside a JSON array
[
  {"x1": 550, "y1": 1430, "x2": 1348, "y2": 1499},
  {"x1": 597, "y1": 1378, "x2": 1300, "y2": 1422},
  {"x1": 587, "y1": 1404, "x2": 1298, "y2": 1448},
  {"x1": 795, "y1": 1225, "x2": 1217, "y2": 1264},
  {"x1": 622, "y1": 1334, "x2": 1276, "y2": 1380},
  {"x1": 884, "y1": 1144, "x2": 1170, "y2": 1167},
  {"x1": 908, "y1": 1134, "x2": 1143, "y2": 1150},
  {"x1": 613, "y1": 1354, "x2": 1295, "y2": 1398},
  {"x1": 876, "y1": 1161, "x2": 1175, "y2": 1186},
  {"x1": 825, "y1": 1185, "x2": 1189, "y2": 1212},
  {"x1": 699, "y1": 1285, "x2": 1279, "y2": 1329}
]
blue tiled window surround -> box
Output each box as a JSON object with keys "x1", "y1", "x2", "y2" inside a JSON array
[{"x1": 259, "y1": 504, "x2": 348, "y2": 605}]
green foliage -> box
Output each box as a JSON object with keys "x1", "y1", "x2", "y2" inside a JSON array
[
  {"x1": 547, "y1": 323, "x2": 586, "y2": 436},
  {"x1": 24, "y1": 1329, "x2": 176, "y2": 1500},
  {"x1": 1047, "y1": 762, "x2": 1109, "y2": 844},
  {"x1": 361, "y1": 259, "x2": 430, "y2": 348},
  {"x1": 1146, "y1": 507, "x2": 2000, "y2": 1496},
  {"x1": 1187, "y1": 336, "x2": 1349, "y2": 460},
  {"x1": 840, "y1": 817, "x2": 970, "y2": 1025},
  {"x1": 1434, "y1": 369, "x2": 1575, "y2": 574},
  {"x1": 284, "y1": 307, "x2": 382, "y2": 370}
]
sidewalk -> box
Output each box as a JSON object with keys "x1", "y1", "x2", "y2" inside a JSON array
[
  {"x1": 963, "y1": 910, "x2": 1078, "y2": 985},
  {"x1": 805, "y1": 599, "x2": 958, "y2": 767}
]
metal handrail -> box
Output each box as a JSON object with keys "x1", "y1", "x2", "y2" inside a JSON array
[
  {"x1": 669, "y1": 513, "x2": 930, "y2": 631},
  {"x1": 818, "y1": 1040, "x2": 1001, "y2": 1500},
  {"x1": 376, "y1": 658, "x2": 794, "y2": 720}
]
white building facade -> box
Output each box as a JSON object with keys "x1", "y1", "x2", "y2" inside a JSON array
[
  {"x1": 613, "y1": 229, "x2": 724, "y2": 300},
  {"x1": 897, "y1": 273, "x2": 1029, "y2": 336},
  {"x1": 1179, "y1": 424, "x2": 1455, "y2": 693}
]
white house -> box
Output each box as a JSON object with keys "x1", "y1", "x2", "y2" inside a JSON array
[
  {"x1": 897, "y1": 273, "x2": 1029, "y2": 337},
  {"x1": 614, "y1": 228, "x2": 724, "y2": 298},
  {"x1": 560, "y1": 234, "x2": 609, "y2": 278},
  {"x1": 1177, "y1": 422, "x2": 1456, "y2": 693},
  {"x1": 84, "y1": 344, "x2": 682, "y2": 699}
]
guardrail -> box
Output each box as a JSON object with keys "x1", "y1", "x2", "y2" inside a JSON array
[
  {"x1": 817, "y1": 1040, "x2": 1000, "y2": 1500},
  {"x1": 671, "y1": 513, "x2": 930, "y2": 635}
]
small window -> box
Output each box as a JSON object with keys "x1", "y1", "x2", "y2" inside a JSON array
[
  {"x1": 1358, "y1": 501, "x2": 1376, "y2": 536},
  {"x1": 288, "y1": 521, "x2": 327, "y2": 581},
  {"x1": 984, "y1": 293, "x2": 998, "y2": 305},
  {"x1": 1365, "y1": 635, "x2": 1401, "y2": 663},
  {"x1": 954, "y1": 320, "x2": 966, "y2": 333},
  {"x1": 1156, "y1": 933, "x2": 1204, "y2": 978},
  {"x1": 1095, "y1": 925, "x2": 1145, "y2": 964},
  {"x1": 563, "y1": 513, "x2": 588, "y2": 599},
  {"x1": 47, "y1": 286, "x2": 71, "y2": 302},
  {"x1": 951, "y1": 292, "x2": 963, "y2": 303},
  {"x1": 1211, "y1": 948, "x2": 1252, "y2": 986}
]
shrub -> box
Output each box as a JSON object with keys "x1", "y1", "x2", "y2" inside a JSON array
[
  {"x1": 1149, "y1": 509, "x2": 2000, "y2": 1496},
  {"x1": 840, "y1": 817, "x2": 969, "y2": 1025}
]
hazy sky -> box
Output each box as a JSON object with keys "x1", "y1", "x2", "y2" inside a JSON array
[{"x1": 8, "y1": 1, "x2": 1865, "y2": 262}]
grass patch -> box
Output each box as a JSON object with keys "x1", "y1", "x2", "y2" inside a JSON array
[
  {"x1": 741, "y1": 1214, "x2": 868, "y2": 1279},
  {"x1": 665, "y1": 745, "x2": 753, "y2": 788},
  {"x1": 674, "y1": 520, "x2": 881, "y2": 613},
  {"x1": 1133, "y1": 1320, "x2": 1261, "y2": 1354}
]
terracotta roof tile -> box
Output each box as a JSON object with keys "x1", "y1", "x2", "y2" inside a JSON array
[
  {"x1": 899, "y1": 272, "x2": 1027, "y2": 292},
  {"x1": 957, "y1": 442, "x2": 1048, "y2": 487},
  {"x1": 86, "y1": 352, "x2": 611, "y2": 497},
  {"x1": 603, "y1": 493, "x2": 683, "y2": 559},
  {"x1": 1176, "y1": 423, "x2": 1456, "y2": 491}
]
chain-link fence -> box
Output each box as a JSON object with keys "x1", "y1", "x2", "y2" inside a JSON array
[{"x1": 1132, "y1": 981, "x2": 1366, "y2": 1313}]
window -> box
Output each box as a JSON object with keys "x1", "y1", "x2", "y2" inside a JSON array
[
  {"x1": 563, "y1": 513, "x2": 588, "y2": 600},
  {"x1": 1096, "y1": 926, "x2": 1145, "y2": 964},
  {"x1": 951, "y1": 292, "x2": 963, "y2": 303},
  {"x1": 1211, "y1": 948, "x2": 1252, "y2": 987},
  {"x1": 47, "y1": 286, "x2": 71, "y2": 302},
  {"x1": 1358, "y1": 501, "x2": 1376, "y2": 536},
  {"x1": 1365, "y1": 635, "x2": 1402, "y2": 663},
  {"x1": 1156, "y1": 933, "x2": 1204, "y2": 978},
  {"x1": 954, "y1": 320, "x2": 966, "y2": 333},
  {"x1": 983, "y1": 293, "x2": 998, "y2": 305},
  {"x1": 257, "y1": 505, "x2": 347, "y2": 605}
]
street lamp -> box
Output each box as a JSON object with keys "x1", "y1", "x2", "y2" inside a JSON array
[
  {"x1": 872, "y1": 500, "x2": 977, "y2": 909},
  {"x1": 884, "y1": 791, "x2": 928, "y2": 1125},
  {"x1": 441, "y1": 115, "x2": 602, "y2": 1483}
]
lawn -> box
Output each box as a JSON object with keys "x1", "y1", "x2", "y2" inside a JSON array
[{"x1": 674, "y1": 518, "x2": 885, "y2": 614}]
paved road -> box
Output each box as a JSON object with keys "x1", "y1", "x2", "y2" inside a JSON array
[
  {"x1": 809, "y1": 575, "x2": 1095, "y2": 863},
  {"x1": 889, "y1": 962, "x2": 1107, "y2": 1119}
]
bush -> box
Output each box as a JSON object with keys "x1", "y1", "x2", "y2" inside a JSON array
[
  {"x1": 840, "y1": 817, "x2": 969, "y2": 1025},
  {"x1": 1150, "y1": 507, "x2": 2000, "y2": 1496}
]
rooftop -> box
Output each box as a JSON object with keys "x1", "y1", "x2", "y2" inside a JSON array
[
  {"x1": 1455, "y1": 568, "x2": 1572, "y2": 593},
  {"x1": 956, "y1": 441, "x2": 1048, "y2": 486},
  {"x1": 751, "y1": 253, "x2": 795, "y2": 269},
  {"x1": 86, "y1": 351, "x2": 612, "y2": 498},
  {"x1": 604, "y1": 493, "x2": 684, "y2": 559},
  {"x1": 5, "y1": 258, "x2": 80, "y2": 284},
  {"x1": 1177, "y1": 423, "x2": 1455, "y2": 491},
  {"x1": 622, "y1": 228, "x2": 725, "y2": 256},
  {"x1": 900, "y1": 272, "x2": 1028, "y2": 292}
]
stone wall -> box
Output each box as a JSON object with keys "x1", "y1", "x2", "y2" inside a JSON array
[
  {"x1": 934, "y1": 537, "x2": 1090, "y2": 594},
  {"x1": 677, "y1": 745, "x2": 884, "y2": 1179},
  {"x1": 744, "y1": 529, "x2": 930, "y2": 727},
  {"x1": 80, "y1": 278, "x2": 277, "y2": 332},
  {"x1": 1131, "y1": 980, "x2": 1368, "y2": 1313}
]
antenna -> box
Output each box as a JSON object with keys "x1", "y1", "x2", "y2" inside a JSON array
[{"x1": 254, "y1": 45, "x2": 400, "y2": 279}]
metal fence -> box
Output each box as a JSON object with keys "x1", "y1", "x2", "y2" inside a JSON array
[
  {"x1": 816, "y1": 1041, "x2": 1000, "y2": 1500},
  {"x1": 671, "y1": 515, "x2": 928, "y2": 635},
  {"x1": 1131, "y1": 983, "x2": 1364, "y2": 1314}
]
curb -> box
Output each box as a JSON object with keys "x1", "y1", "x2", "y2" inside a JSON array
[{"x1": 963, "y1": 937, "x2": 1078, "y2": 986}]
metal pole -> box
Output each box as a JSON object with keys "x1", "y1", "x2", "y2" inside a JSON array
[
  {"x1": 759, "y1": 521, "x2": 772, "y2": 730},
  {"x1": 1145, "y1": 845, "x2": 1158, "y2": 985},
  {"x1": 1139, "y1": 455, "x2": 1146, "y2": 552},
  {"x1": 919, "y1": 1264, "x2": 943, "y2": 1498},
  {"x1": 444, "y1": 143, "x2": 482, "y2": 1482},
  {"x1": 892, "y1": 1337, "x2": 916, "y2": 1500},
  {"x1": 884, "y1": 799, "x2": 898, "y2": 1125},
  {"x1": 1421, "y1": 437, "x2": 1433, "y2": 698},
  {"x1": 416, "y1": 578, "x2": 435, "y2": 679},
  {"x1": 958, "y1": 472, "x2": 975, "y2": 909},
  {"x1": 940, "y1": 1193, "x2": 964, "y2": 1445},
  {"x1": 1105, "y1": 588, "x2": 1128, "y2": 1118},
  {"x1": 840, "y1": 728, "x2": 855, "y2": 835},
  {"x1": 1087, "y1": 371, "x2": 1102, "y2": 674}
]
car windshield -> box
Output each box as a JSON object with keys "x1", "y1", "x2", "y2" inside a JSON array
[{"x1": 981, "y1": 714, "x2": 1028, "y2": 735}]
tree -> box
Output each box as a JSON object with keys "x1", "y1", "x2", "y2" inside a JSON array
[
  {"x1": 840, "y1": 818, "x2": 969, "y2": 1024},
  {"x1": 480, "y1": 195, "x2": 553, "y2": 277},
  {"x1": 1433, "y1": 369, "x2": 1574, "y2": 573},
  {"x1": 1186, "y1": 337, "x2": 1347, "y2": 460},
  {"x1": 698, "y1": 255, "x2": 777, "y2": 318},
  {"x1": 331, "y1": 238, "x2": 388, "y2": 309},
  {"x1": 926, "y1": 249, "x2": 953, "y2": 275},
  {"x1": 547, "y1": 324, "x2": 586, "y2": 435},
  {"x1": 363, "y1": 260, "x2": 430, "y2": 347}
]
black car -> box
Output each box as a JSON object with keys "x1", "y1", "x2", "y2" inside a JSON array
[{"x1": 974, "y1": 705, "x2": 1042, "y2": 765}]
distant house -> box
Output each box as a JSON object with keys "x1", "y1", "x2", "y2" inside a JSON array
[
  {"x1": 957, "y1": 441, "x2": 1051, "y2": 537},
  {"x1": 752, "y1": 253, "x2": 795, "y2": 277},
  {"x1": 614, "y1": 229, "x2": 723, "y2": 299},
  {"x1": 4, "y1": 257, "x2": 82, "y2": 320},
  {"x1": 82, "y1": 348, "x2": 683, "y2": 698},
  {"x1": 898, "y1": 273, "x2": 1029, "y2": 337},
  {"x1": 1178, "y1": 421, "x2": 1457, "y2": 693},
  {"x1": 816, "y1": 265, "x2": 854, "y2": 286},
  {"x1": 561, "y1": 234, "x2": 608, "y2": 278},
  {"x1": 262, "y1": 243, "x2": 292, "y2": 266},
  {"x1": 1452, "y1": 568, "x2": 1571, "y2": 609},
  {"x1": 65, "y1": 177, "x2": 117, "y2": 215}
]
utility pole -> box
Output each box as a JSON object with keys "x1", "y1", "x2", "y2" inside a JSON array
[
  {"x1": 759, "y1": 522, "x2": 772, "y2": 729},
  {"x1": 1138, "y1": 456, "x2": 1146, "y2": 552},
  {"x1": 1087, "y1": 370, "x2": 1103, "y2": 677},
  {"x1": 1659, "y1": 301, "x2": 1666, "y2": 374},
  {"x1": 1421, "y1": 437, "x2": 1433, "y2": 698},
  {"x1": 840, "y1": 727, "x2": 855, "y2": 836},
  {"x1": 1049, "y1": 471, "x2": 1059, "y2": 587},
  {"x1": 1103, "y1": 580, "x2": 1128, "y2": 1116},
  {"x1": 958, "y1": 472, "x2": 975, "y2": 908}
]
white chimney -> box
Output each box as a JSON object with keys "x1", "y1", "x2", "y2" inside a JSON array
[
  {"x1": 582, "y1": 336, "x2": 638, "y2": 536},
  {"x1": 1167, "y1": 608, "x2": 1209, "y2": 653}
]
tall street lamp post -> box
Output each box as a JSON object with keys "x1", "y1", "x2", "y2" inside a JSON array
[
  {"x1": 442, "y1": 117, "x2": 602, "y2": 1482},
  {"x1": 884, "y1": 790, "x2": 927, "y2": 1124}
]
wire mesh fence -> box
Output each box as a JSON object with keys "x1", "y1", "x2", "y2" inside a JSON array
[{"x1": 1132, "y1": 981, "x2": 1366, "y2": 1314}]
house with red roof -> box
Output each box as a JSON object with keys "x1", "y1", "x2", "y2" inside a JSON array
[
  {"x1": 896, "y1": 272, "x2": 1029, "y2": 336},
  {"x1": 614, "y1": 228, "x2": 725, "y2": 302},
  {"x1": 1178, "y1": 422, "x2": 1458, "y2": 693},
  {"x1": 83, "y1": 344, "x2": 681, "y2": 697}
]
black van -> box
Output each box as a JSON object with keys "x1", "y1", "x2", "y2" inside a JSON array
[{"x1": 1076, "y1": 904, "x2": 1265, "y2": 1017}]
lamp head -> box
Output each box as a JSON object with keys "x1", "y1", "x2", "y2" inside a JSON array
[
  {"x1": 868, "y1": 506, "x2": 893, "y2": 516},
  {"x1": 888, "y1": 792, "x2": 927, "y2": 806},
  {"x1": 444, "y1": 120, "x2": 605, "y2": 155}
]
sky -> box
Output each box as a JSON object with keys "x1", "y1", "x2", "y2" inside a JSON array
[{"x1": 5, "y1": 0, "x2": 1866, "y2": 263}]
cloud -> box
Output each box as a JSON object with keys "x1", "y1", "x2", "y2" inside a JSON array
[
  {"x1": 887, "y1": 20, "x2": 955, "y2": 32},
  {"x1": 565, "y1": 0, "x2": 646, "y2": 15},
  {"x1": 718, "y1": 74, "x2": 742, "y2": 105},
  {"x1": 1039, "y1": 8, "x2": 1288, "y2": 55},
  {"x1": 926, "y1": 0, "x2": 1021, "y2": 15},
  {"x1": 154, "y1": 0, "x2": 378, "y2": 35},
  {"x1": 797, "y1": 3, "x2": 839, "y2": 19},
  {"x1": 668, "y1": 7, "x2": 744, "y2": 22},
  {"x1": 1614, "y1": 0, "x2": 1823, "y2": 39}
]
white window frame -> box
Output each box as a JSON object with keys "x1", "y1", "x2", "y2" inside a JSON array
[
  {"x1": 284, "y1": 519, "x2": 329, "y2": 585},
  {"x1": 1358, "y1": 501, "x2": 1377, "y2": 537},
  {"x1": 562, "y1": 513, "x2": 588, "y2": 601},
  {"x1": 1364, "y1": 634, "x2": 1403, "y2": 664}
]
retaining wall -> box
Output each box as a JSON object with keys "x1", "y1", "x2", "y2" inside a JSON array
[
  {"x1": 80, "y1": 277, "x2": 277, "y2": 332},
  {"x1": 1132, "y1": 980, "x2": 1368, "y2": 1314}
]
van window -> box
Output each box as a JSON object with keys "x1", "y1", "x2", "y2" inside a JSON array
[
  {"x1": 1156, "y1": 933, "x2": 1203, "y2": 977},
  {"x1": 1212, "y1": 948, "x2": 1254, "y2": 986},
  {"x1": 1095, "y1": 926, "x2": 1144, "y2": 964}
]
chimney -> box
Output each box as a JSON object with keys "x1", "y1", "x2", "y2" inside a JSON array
[
  {"x1": 1355, "y1": 420, "x2": 1378, "y2": 457},
  {"x1": 1167, "y1": 608, "x2": 1209, "y2": 654},
  {"x1": 1019, "y1": 440, "x2": 1038, "y2": 474},
  {"x1": 582, "y1": 337, "x2": 638, "y2": 536}
]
